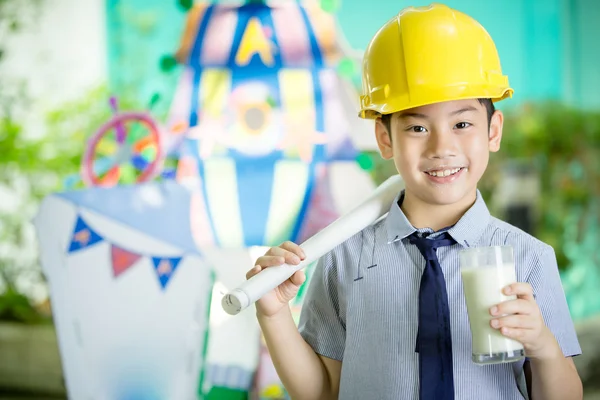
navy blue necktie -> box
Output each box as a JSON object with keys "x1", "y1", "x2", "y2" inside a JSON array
[{"x1": 409, "y1": 232, "x2": 456, "y2": 400}]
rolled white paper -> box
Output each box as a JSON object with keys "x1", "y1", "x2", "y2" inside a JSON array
[{"x1": 221, "y1": 174, "x2": 404, "y2": 316}]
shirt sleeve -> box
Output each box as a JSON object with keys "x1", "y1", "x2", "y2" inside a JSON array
[
  {"x1": 528, "y1": 243, "x2": 581, "y2": 357},
  {"x1": 297, "y1": 250, "x2": 346, "y2": 361}
]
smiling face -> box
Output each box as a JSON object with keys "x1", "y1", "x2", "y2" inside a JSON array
[{"x1": 375, "y1": 99, "x2": 504, "y2": 210}]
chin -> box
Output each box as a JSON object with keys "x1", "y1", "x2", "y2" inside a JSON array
[{"x1": 418, "y1": 184, "x2": 476, "y2": 207}]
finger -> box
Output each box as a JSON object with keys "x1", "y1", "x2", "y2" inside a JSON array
[
  {"x1": 280, "y1": 241, "x2": 306, "y2": 259},
  {"x1": 277, "y1": 279, "x2": 301, "y2": 301},
  {"x1": 490, "y1": 314, "x2": 537, "y2": 330},
  {"x1": 289, "y1": 270, "x2": 306, "y2": 286},
  {"x1": 266, "y1": 247, "x2": 303, "y2": 265},
  {"x1": 503, "y1": 282, "x2": 534, "y2": 301},
  {"x1": 246, "y1": 265, "x2": 262, "y2": 280},
  {"x1": 498, "y1": 326, "x2": 530, "y2": 342},
  {"x1": 491, "y1": 299, "x2": 535, "y2": 316},
  {"x1": 255, "y1": 255, "x2": 286, "y2": 268}
]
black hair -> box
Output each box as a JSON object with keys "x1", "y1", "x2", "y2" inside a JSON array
[{"x1": 380, "y1": 98, "x2": 496, "y2": 134}]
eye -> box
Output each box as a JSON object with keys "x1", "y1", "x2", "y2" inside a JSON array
[
  {"x1": 455, "y1": 122, "x2": 472, "y2": 129},
  {"x1": 408, "y1": 126, "x2": 427, "y2": 133}
]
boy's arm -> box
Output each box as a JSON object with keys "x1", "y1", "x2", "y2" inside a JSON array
[
  {"x1": 524, "y1": 353, "x2": 581, "y2": 400},
  {"x1": 259, "y1": 307, "x2": 341, "y2": 400},
  {"x1": 492, "y1": 243, "x2": 582, "y2": 399},
  {"x1": 253, "y1": 248, "x2": 344, "y2": 400},
  {"x1": 521, "y1": 244, "x2": 582, "y2": 399}
]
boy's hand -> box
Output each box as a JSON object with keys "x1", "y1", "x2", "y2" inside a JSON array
[
  {"x1": 246, "y1": 241, "x2": 306, "y2": 319},
  {"x1": 489, "y1": 282, "x2": 561, "y2": 360}
]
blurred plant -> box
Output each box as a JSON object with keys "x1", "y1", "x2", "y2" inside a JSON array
[
  {"x1": 0, "y1": 0, "x2": 47, "y2": 323},
  {"x1": 560, "y1": 204, "x2": 600, "y2": 320},
  {"x1": 0, "y1": 85, "x2": 144, "y2": 323},
  {"x1": 0, "y1": 0, "x2": 43, "y2": 106},
  {"x1": 0, "y1": 0, "x2": 42, "y2": 51},
  {"x1": 177, "y1": 0, "x2": 193, "y2": 11}
]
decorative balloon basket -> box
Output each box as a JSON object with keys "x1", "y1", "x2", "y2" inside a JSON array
[{"x1": 34, "y1": 183, "x2": 214, "y2": 399}]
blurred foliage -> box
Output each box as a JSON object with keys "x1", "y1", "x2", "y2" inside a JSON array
[
  {"x1": 177, "y1": 0, "x2": 193, "y2": 11},
  {"x1": 0, "y1": 0, "x2": 41, "y2": 48},
  {"x1": 0, "y1": 85, "x2": 144, "y2": 323},
  {"x1": 0, "y1": 0, "x2": 45, "y2": 323},
  {"x1": 0, "y1": 286, "x2": 45, "y2": 324},
  {"x1": 560, "y1": 204, "x2": 600, "y2": 320}
]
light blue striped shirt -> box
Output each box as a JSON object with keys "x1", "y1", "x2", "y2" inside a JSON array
[{"x1": 298, "y1": 190, "x2": 581, "y2": 399}]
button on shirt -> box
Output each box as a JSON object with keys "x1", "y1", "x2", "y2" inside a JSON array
[{"x1": 298, "y1": 191, "x2": 581, "y2": 400}]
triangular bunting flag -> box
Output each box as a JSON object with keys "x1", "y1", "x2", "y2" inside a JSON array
[
  {"x1": 68, "y1": 216, "x2": 104, "y2": 253},
  {"x1": 111, "y1": 245, "x2": 142, "y2": 277},
  {"x1": 151, "y1": 257, "x2": 182, "y2": 290}
]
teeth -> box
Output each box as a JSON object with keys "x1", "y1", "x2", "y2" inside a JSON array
[{"x1": 426, "y1": 167, "x2": 462, "y2": 177}]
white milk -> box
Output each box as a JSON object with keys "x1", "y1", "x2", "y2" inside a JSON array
[{"x1": 461, "y1": 263, "x2": 524, "y2": 361}]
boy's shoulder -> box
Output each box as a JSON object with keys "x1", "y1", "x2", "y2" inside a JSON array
[
  {"x1": 487, "y1": 215, "x2": 552, "y2": 250},
  {"x1": 323, "y1": 217, "x2": 386, "y2": 265},
  {"x1": 485, "y1": 216, "x2": 558, "y2": 273},
  {"x1": 335, "y1": 216, "x2": 387, "y2": 249}
]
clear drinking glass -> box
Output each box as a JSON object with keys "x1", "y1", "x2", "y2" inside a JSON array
[{"x1": 459, "y1": 246, "x2": 525, "y2": 365}]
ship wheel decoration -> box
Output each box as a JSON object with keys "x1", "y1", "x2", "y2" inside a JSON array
[{"x1": 81, "y1": 97, "x2": 165, "y2": 187}]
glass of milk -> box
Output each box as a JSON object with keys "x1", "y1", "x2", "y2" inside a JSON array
[{"x1": 459, "y1": 246, "x2": 526, "y2": 365}]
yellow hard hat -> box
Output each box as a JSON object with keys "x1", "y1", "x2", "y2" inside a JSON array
[{"x1": 359, "y1": 3, "x2": 513, "y2": 119}]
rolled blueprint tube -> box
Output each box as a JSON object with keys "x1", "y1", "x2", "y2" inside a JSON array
[{"x1": 221, "y1": 174, "x2": 404, "y2": 316}]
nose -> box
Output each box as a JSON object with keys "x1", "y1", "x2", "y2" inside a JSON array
[{"x1": 426, "y1": 128, "x2": 458, "y2": 159}]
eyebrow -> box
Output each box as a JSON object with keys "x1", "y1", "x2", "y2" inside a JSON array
[
  {"x1": 397, "y1": 112, "x2": 428, "y2": 120},
  {"x1": 397, "y1": 105, "x2": 479, "y2": 120},
  {"x1": 450, "y1": 106, "x2": 478, "y2": 116}
]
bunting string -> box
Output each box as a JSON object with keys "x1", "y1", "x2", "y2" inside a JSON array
[{"x1": 67, "y1": 215, "x2": 190, "y2": 290}]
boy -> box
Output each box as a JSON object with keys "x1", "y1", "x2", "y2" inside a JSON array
[{"x1": 246, "y1": 4, "x2": 582, "y2": 399}]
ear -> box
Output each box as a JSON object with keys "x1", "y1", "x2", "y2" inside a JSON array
[
  {"x1": 375, "y1": 117, "x2": 394, "y2": 160},
  {"x1": 488, "y1": 110, "x2": 504, "y2": 152}
]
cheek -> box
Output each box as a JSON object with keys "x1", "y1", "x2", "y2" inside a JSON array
[
  {"x1": 393, "y1": 141, "x2": 419, "y2": 176},
  {"x1": 464, "y1": 135, "x2": 490, "y2": 168}
]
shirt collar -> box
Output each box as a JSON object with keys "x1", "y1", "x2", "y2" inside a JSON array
[
  {"x1": 385, "y1": 191, "x2": 416, "y2": 243},
  {"x1": 385, "y1": 190, "x2": 491, "y2": 247}
]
